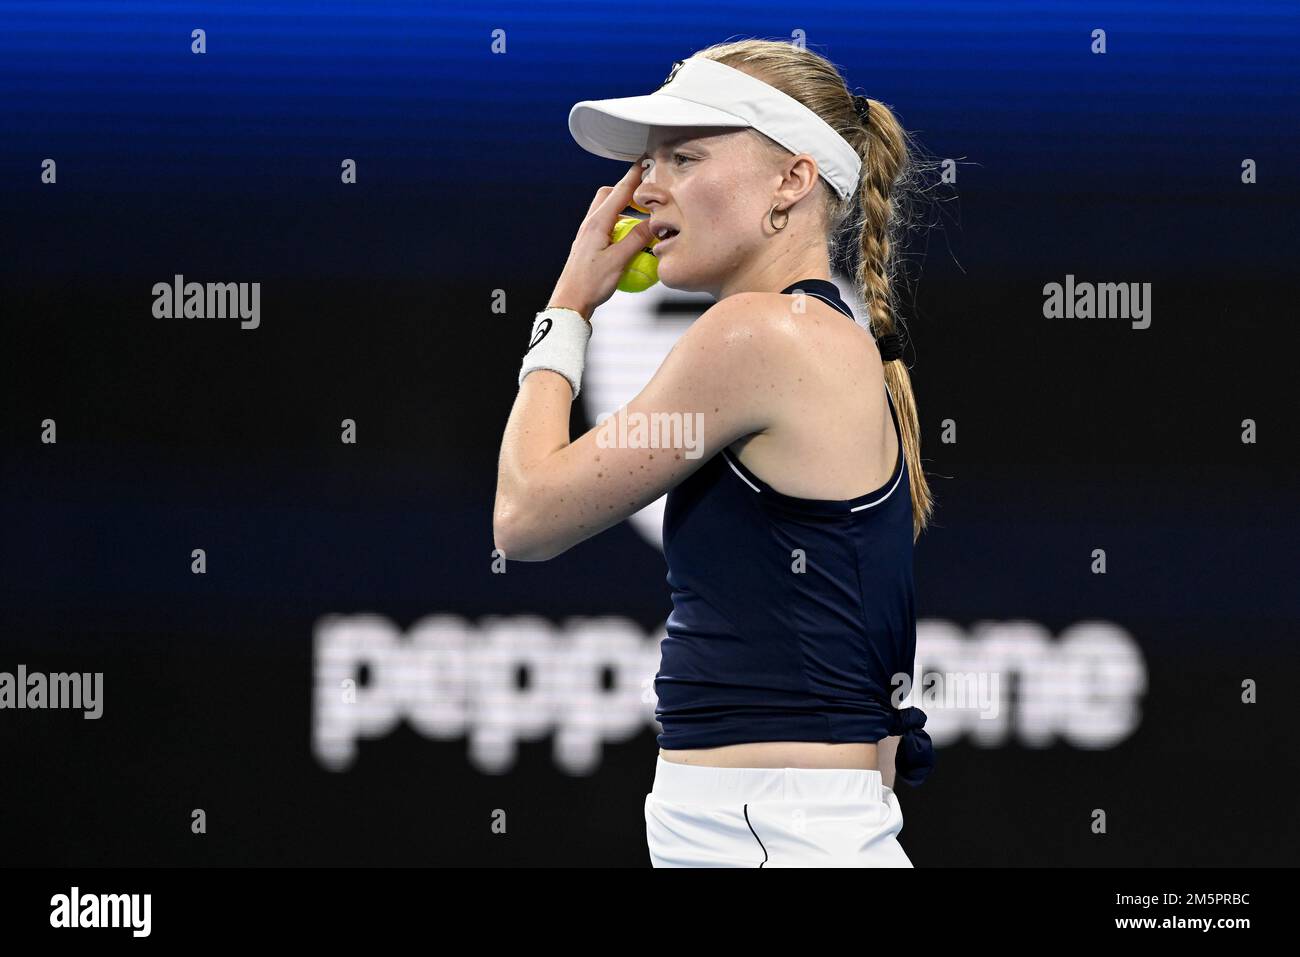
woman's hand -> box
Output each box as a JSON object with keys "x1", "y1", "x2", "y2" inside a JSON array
[{"x1": 547, "y1": 162, "x2": 655, "y2": 322}]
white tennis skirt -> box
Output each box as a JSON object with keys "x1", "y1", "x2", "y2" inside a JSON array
[{"x1": 644, "y1": 755, "x2": 913, "y2": 867}]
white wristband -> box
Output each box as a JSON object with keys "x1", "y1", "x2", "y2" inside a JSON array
[{"x1": 518, "y1": 307, "x2": 592, "y2": 400}]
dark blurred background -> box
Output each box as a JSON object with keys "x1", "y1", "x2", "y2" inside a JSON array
[{"x1": 1, "y1": 0, "x2": 1297, "y2": 866}]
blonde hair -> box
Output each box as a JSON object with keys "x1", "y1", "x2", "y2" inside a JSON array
[{"x1": 693, "y1": 38, "x2": 936, "y2": 541}]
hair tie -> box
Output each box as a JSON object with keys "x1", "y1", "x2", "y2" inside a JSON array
[
  {"x1": 852, "y1": 94, "x2": 873, "y2": 130},
  {"x1": 875, "y1": 331, "x2": 905, "y2": 361}
]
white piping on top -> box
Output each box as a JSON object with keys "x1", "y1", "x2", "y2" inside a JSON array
[{"x1": 722, "y1": 385, "x2": 905, "y2": 510}]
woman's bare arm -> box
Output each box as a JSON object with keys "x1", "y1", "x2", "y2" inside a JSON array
[{"x1": 494, "y1": 292, "x2": 782, "y2": 561}]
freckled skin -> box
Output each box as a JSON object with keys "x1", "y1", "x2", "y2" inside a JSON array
[
  {"x1": 499, "y1": 119, "x2": 897, "y2": 774},
  {"x1": 633, "y1": 126, "x2": 829, "y2": 301}
]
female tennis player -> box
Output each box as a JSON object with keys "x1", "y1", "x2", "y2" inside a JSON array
[{"x1": 494, "y1": 39, "x2": 936, "y2": 867}]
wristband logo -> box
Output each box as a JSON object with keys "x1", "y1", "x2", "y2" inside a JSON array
[{"x1": 528, "y1": 317, "x2": 553, "y2": 351}]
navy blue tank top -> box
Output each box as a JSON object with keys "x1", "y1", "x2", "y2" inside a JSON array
[{"x1": 654, "y1": 278, "x2": 935, "y2": 787}]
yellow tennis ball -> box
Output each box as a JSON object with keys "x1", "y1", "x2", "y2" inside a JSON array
[{"x1": 611, "y1": 215, "x2": 660, "y2": 293}]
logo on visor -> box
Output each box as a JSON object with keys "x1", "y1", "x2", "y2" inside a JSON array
[{"x1": 658, "y1": 58, "x2": 686, "y2": 90}]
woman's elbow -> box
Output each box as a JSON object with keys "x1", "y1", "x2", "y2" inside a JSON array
[{"x1": 493, "y1": 502, "x2": 558, "y2": 562}]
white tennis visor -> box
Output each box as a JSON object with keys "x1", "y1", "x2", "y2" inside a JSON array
[{"x1": 568, "y1": 55, "x2": 862, "y2": 202}]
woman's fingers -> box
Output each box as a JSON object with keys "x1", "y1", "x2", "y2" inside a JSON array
[
  {"x1": 600, "y1": 162, "x2": 644, "y2": 217},
  {"x1": 587, "y1": 163, "x2": 644, "y2": 232},
  {"x1": 584, "y1": 185, "x2": 614, "y2": 221}
]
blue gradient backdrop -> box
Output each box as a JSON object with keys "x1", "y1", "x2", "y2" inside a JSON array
[{"x1": 2, "y1": 1, "x2": 1298, "y2": 280}]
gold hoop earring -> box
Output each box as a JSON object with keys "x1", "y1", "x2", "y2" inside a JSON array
[{"x1": 768, "y1": 204, "x2": 789, "y2": 231}]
